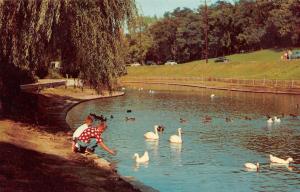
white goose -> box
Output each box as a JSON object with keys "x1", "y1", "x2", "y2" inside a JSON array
[
  {"x1": 270, "y1": 154, "x2": 294, "y2": 164},
  {"x1": 133, "y1": 151, "x2": 149, "y2": 163},
  {"x1": 210, "y1": 94, "x2": 215, "y2": 98},
  {"x1": 267, "y1": 118, "x2": 273, "y2": 124},
  {"x1": 274, "y1": 116, "x2": 281, "y2": 123},
  {"x1": 244, "y1": 162, "x2": 259, "y2": 171},
  {"x1": 144, "y1": 125, "x2": 159, "y2": 140},
  {"x1": 169, "y1": 128, "x2": 183, "y2": 143}
]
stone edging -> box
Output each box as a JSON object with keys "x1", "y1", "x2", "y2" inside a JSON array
[{"x1": 122, "y1": 80, "x2": 300, "y2": 95}]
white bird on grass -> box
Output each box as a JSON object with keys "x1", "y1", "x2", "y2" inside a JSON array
[
  {"x1": 144, "y1": 125, "x2": 159, "y2": 140},
  {"x1": 210, "y1": 94, "x2": 215, "y2": 98},
  {"x1": 133, "y1": 151, "x2": 149, "y2": 163},
  {"x1": 244, "y1": 162, "x2": 259, "y2": 171},
  {"x1": 169, "y1": 128, "x2": 183, "y2": 144},
  {"x1": 270, "y1": 154, "x2": 294, "y2": 164}
]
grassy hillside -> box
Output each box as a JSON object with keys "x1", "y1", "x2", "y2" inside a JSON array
[{"x1": 124, "y1": 49, "x2": 300, "y2": 80}]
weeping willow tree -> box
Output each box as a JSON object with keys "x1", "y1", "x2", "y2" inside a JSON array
[{"x1": 0, "y1": 0, "x2": 136, "y2": 113}]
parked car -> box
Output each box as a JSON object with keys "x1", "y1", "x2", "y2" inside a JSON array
[
  {"x1": 146, "y1": 61, "x2": 156, "y2": 65},
  {"x1": 164, "y1": 60, "x2": 177, "y2": 65},
  {"x1": 214, "y1": 57, "x2": 229, "y2": 63},
  {"x1": 290, "y1": 50, "x2": 300, "y2": 59},
  {"x1": 130, "y1": 62, "x2": 141, "y2": 67}
]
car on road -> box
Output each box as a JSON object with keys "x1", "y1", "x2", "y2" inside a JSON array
[
  {"x1": 290, "y1": 50, "x2": 300, "y2": 59},
  {"x1": 130, "y1": 62, "x2": 141, "y2": 67},
  {"x1": 164, "y1": 60, "x2": 177, "y2": 65},
  {"x1": 146, "y1": 61, "x2": 156, "y2": 65},
  {"x1": 214, "y1": 57, "x2": 229, "y2": 63}
]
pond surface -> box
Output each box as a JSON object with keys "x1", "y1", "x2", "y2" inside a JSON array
[{"x1": 66, "y1": 85, "x2": 300, "y2": 192}]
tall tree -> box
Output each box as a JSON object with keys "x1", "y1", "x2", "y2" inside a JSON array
[
  {"x1": 126, "y1": 15, "x2": 154, "y2": 64},
  {"x1": 0, "y1": 0, "x2": 136, "y2": 113},
  {"x1": 148, "y1": 16, "x2": 178, "y2": 62}
]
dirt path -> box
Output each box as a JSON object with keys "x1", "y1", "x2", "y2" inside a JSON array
[{"x1": 0, "y1": 87, "x2": 140, "y2": 192}]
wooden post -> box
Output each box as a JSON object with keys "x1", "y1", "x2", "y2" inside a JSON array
[
  {"x1": 292, "y1": 80, "x2": 294, "y2": 88},
  {"x1": 275, "y1": 79, "x2": 278, "y2": 87}
]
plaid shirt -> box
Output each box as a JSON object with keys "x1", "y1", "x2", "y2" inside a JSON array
[{"x1": 78, "y1": 127, "x2": 103, "y2": 143}]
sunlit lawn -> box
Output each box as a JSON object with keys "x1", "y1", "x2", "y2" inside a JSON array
[{"x1": 125, "y1": 49, "x2": 300, "y2": 80}]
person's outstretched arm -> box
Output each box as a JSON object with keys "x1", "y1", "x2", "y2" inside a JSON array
[{"x1": 98, "y1": 141, "x2": 116, "y2": 155}]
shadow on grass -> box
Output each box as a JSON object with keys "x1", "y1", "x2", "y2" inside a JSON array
[
  {"x1": 0, "y1": 142, "x2": 139, "y2": 192},
  {"x1": 2, "y1": 92, "x2": 85, "y2": 133}
]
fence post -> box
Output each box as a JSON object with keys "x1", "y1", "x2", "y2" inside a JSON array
[
  {"x1": 275, "y1": 79, "x2": 278, "y2": 87},
  {"x1": 252, "y1": 79, "x2": 255, "y2": 86},
  {"x1": 263, "y1": 78, "x2": 265, "y2": 86},
  {"x1": 292, "y1": 80, "x2": 294, "y2": 88}
]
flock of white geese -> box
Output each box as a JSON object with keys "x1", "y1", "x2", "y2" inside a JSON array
[
  {"x1": 133, "y1": 125, "x2": 182, "y2": 163},
  {"x1": 132, "y1": 91, "x2": 296, "y2": 172},
  {"x1": 245, "y1": 155, "x2": 294, "y2": 171}
]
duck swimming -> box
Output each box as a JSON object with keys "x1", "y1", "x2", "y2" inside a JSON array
[
  {"x1": 244, "y1": 162, "x2": 259, "y2": 171},
  {"x1": 133, "y1": 151, "x2": 149, "y2": 163},
  {"x1": 157, "y1": 125, "x2": 165, "y2": 132},
  {"x1": 125, "y1": 117, "x2": 135, "y2": 121},
  {"x1": 270, "y1": 154, "x2": 294, "y2": 164}
]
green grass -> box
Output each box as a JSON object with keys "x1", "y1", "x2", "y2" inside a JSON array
[{"x1": 124, "y1": 49, "x2": 300, "y2": 80}]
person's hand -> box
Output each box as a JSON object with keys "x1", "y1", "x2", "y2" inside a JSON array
[
  {"x1": 111, "y1": 149, "x2": 117, "y2": 156},
  {"x1": 71, "y1": 141, "x2": 77, "y2": 153}
]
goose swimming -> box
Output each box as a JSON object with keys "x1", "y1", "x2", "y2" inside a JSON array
[{"x1": 133, "y1": 151, "x2": 149, "y2": 163}]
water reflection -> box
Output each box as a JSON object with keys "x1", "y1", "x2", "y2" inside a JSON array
[
  {"x1": 170, "y1": 143, "x2": 182, "y2": 166},
  {"x1": 133, "y1": 161, "x2": 149, "y2": 172},
  {"x1": 145, "y1": 140, "x2": 159, "y2": 156},
  {"x1": 269, "y1": 163, "x2": 294, "y2": 172}
]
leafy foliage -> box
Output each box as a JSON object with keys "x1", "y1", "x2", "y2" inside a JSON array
[
  {"x1": 0, "y1": 0, "x2": 135, "y2": 89},
  {"x1": 0, "y1": 0, "x2": 136, "y2": 112},
  {"x1": 127, "y1": 0, "x2": 300, "y2": 64}
]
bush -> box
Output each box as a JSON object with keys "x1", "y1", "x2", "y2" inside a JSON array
[{"x1": 45, "y1": 69, "x2": 63, "y2": 79}]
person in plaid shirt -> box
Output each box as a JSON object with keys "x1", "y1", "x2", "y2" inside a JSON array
[{"x1": 77, "y1": 120, "x2": 116, "y2": 156}]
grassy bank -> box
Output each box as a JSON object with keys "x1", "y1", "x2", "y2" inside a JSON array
[
  {"x1": 0, "y1": 87, "x2": 139, "y2": 192},
  {"x1": 124, "y1": 49, "x2": 300, "y2": 80}
]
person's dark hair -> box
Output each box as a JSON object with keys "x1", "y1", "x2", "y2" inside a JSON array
[
  {"x1": 86, "y1": 115, "x2": 93, "y2": 123},
  {"x1": 90, "y1": 113, "x2": 107, "y2": 122}
]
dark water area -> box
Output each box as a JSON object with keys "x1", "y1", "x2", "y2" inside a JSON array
[{"x1": 67, "y1": 85, "x2": 300, "y2": 192}]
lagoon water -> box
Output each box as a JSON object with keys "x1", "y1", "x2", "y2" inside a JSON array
[{"x1": 67, "y1": 86, "x2": 300, "y2": 192}]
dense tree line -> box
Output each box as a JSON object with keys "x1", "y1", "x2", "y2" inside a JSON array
[
  {"x1": 0, "y1": 0, "x2": 135, "y2": 114},
  {"x1": 126, "y1": 0, "x2": 300, "y2": 64}
]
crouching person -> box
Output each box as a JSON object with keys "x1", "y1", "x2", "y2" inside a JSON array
[
  {"x1": 77, "y1": 121, "x2": 116, "y2": 156},
  {"x1": 72, "y1": 115, "x2": 93, "y2": 153}
]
